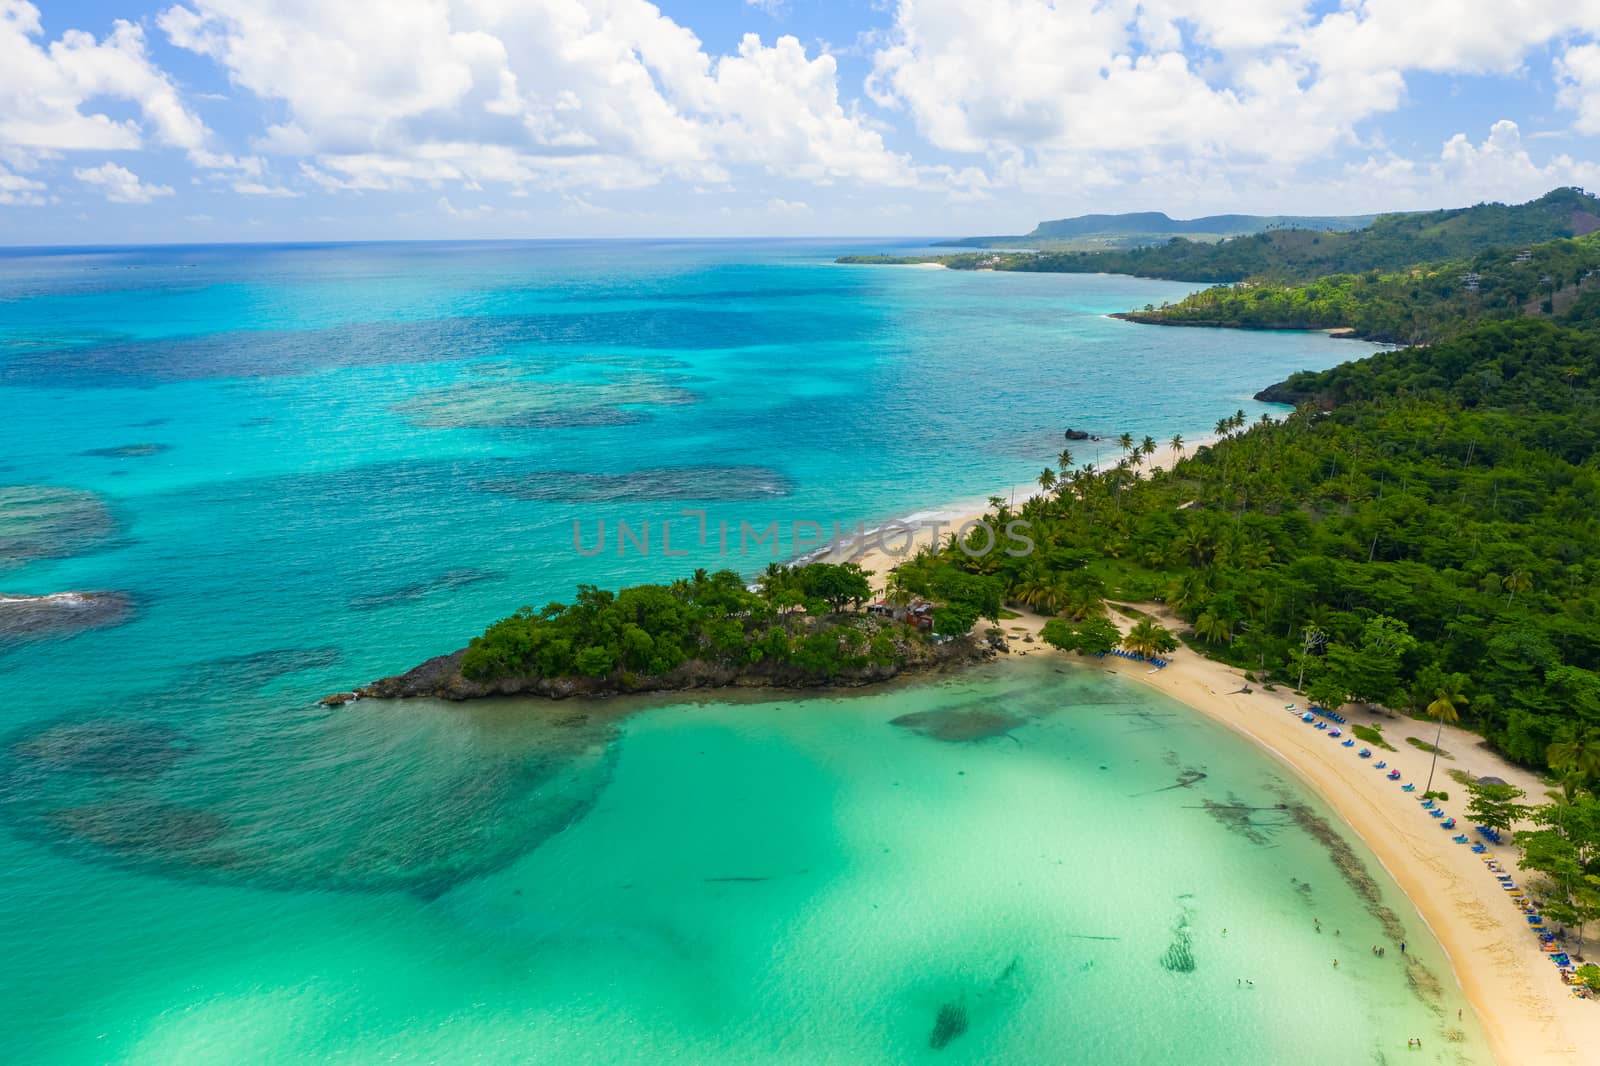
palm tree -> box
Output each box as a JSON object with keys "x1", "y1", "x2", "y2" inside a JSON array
[
  {"x1": 1194, "y1": 611, "x2": 1233, "y2": 644},
  {"x1": 1296, "y1": 624, "x2": 1328, "y2": 691},
  {"x1": 1548, "y1": 729, "x2": 1600, "y2": 790},
  {"x1": 1140, "y1": 435, "x2": 1157, "y2": 459},
  {"x1": 1037, "y1": 467, "x2": 1056, "y2": 492},
  {"x1": 1504, "y1": 568, "x2": 1532, "y2": 606},
  {"x1": 1169, "y1": 433, "x2": 1184, "y2": 464},
  {"x1": 1422, "y1": 685, "x2": 1468, "y2": 795},
  {"x1": 1056, "y1": 447, "x2": 1074, "y2": 472},
  {"x1": 1124, "y1": 619, "x2": 1170, "y2": 658},
  {"x1": 1118, "y1": 432, "x2": 1134, "y2": 459},
  {"x1": 1214, "y1": 417, "x2": 1230, "y2": 439}
]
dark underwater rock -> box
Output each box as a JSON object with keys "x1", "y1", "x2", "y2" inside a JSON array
[
  {"x1": 891, "y1": 707, "x2": 1021, "y2": 742},
  {"x1": 49, "y1": 799, "x2": 228, "y2": 857},
  {"x1": 929, "y1": 1003, "x2": 969, "y2": 1049},
  {"x1": 10, "y1": 719, "x2": 191, "y2": 778},
  {"x1": 0, "y1": 591, "x2": 132, "y2": 641},
  {"x1": 0, "y1": 486, "x2": 116, "y2": 567},
  {"x1": 348, "y1": 567, "x2": 501, "y2": 611},
  {"x1": 77, "y1": 443, "x2": 169, "y2": 458}
]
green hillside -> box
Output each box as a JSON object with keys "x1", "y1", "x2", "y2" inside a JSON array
[{"x1": 845, "y1": 188, "x2": 1600, "y2": 283}]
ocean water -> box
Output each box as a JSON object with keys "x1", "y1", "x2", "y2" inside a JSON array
[{"x1": 0, "y1": 240, "x2": 1484, "y2": 1063}]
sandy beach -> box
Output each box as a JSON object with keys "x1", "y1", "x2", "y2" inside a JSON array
[
  {"x1": 826, "y1": 493, "x2": 1599, "y2": 1065},
  {"x1": 1080, "y1": 605, "x2": 1600, "y2": 1065}
]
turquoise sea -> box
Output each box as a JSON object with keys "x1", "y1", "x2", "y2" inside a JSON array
[{"x1": 0, "y1": 241, "x2": 1487, "y2": 1062}]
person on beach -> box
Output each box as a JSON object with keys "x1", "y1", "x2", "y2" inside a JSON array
[
  {"x1": 1333, "y1": 959, "x2": 1338, "y2": 968},
  {"x1": 1400, "y1": 941, "x2": 1406, "y2": 954}
]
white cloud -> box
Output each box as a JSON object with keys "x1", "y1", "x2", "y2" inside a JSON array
[
  {"x1": 189, "y1": 148, "x2": 264, "y2": 176},
  {"x1": 765, "y1": 197, "x2": 809, "y2": 213},
  {"x1": 158, "y1": 0, "x2": 914, "y2": 195},
  {"x1": 74, "y1": 161, "x2": 174, "y2": 204},
  {"x1": 867, "y1": 0, "x2": 1600, "y2": 188},
  {"x1": 0, "y1": 0, "x2": 207, "y2": 153},
  {"x1": 1556, "y1": 42, "x2": 1600, "y2": 135},
  {"x1": 0, "y1": 160, "x2": 45, "y2": 204},
  {"x1": 232, "y1": 180, "x2": 298, "y2": 197},
  {"x1": 1341, "y1": 120, "x2": 1600, "y2": 210}
]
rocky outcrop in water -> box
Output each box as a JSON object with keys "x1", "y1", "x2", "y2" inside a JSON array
[
  {"x1": 329, "y1": 634, "x2": 994, "y2": 705},
  {"x1": 0, "y1": 591, "x2": 132, "y2": 642}
]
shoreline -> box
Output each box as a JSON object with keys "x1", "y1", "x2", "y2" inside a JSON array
[
  {"x1": 817, "y1": 471, "x2": 1595, "y2": 1064},
  {"x1": 1048, "y1": 605, "x2": 1597, "y2": 1065}
]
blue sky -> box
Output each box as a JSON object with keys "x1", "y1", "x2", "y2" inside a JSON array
[{"x1": 4, "y1": 0, "x2": 1600, "y2": 245}]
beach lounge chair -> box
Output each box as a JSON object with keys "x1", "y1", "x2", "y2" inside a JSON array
[
  {"x1": 1421, "y1": 799, "x2": 1435, "y2": 807},
  {"x1": 1454, "y1": 834, "x2": 1469, "y2": 843},
  {"x1": 1441, "y1": 818, "x2": 1456, "y2": 829},
  {"x1": 1341, "y1": 738, "x2": 1355, "y2": 747},
  {"x1": 1374, "y1": 760, "x2": 1386, "y2": 769},
  {"x1": 1430, "y1": 808, "x2": 1445, "y2": 818},
  {"x1": 1471, "y1": 844, "x2": 1487, "y2": 853},
  {"x1": 1359, "y1": 748, "x2": 1371, "y2": 758}
]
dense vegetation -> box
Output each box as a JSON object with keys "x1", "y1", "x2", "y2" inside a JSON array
[
  {"x1": 1123, "y1": 232, "x2": 1600, "y2": 344},
  {"x1": 1146, "y1": 238, "x2": 1600, "y2": 340},
  {"x1": 457, "y1": 562, "x2": 969, "y2": 685},
  {"x1": 902, "y1": 319, "x2": 1600, "y2": 777},
  {"x1": 840, "y1": 188, "x2": 1600, "y2": 285}
]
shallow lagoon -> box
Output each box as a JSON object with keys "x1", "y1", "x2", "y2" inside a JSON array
[{"x1": 0, "y1": 240, "x2": 1457, "y2": 1062}]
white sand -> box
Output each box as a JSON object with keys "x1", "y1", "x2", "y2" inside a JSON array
[{"x1": 820, "y1": 462, "x2": 1599, "y2": 1062}]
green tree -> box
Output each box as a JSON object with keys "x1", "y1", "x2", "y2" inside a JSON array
[
  {"x1": 932, "y1": 601, "x2": 980, "y2": 637},
  {"x1": 1549, "y1": 728, "x2": 1600, "y2": 790},
  {"x1": 1504, "y1": 568, "x2": 1533, "y2": 606},
  {"x1": 574, "y1": 645, "x2": 615, "y2": 678},
  {"x1": 1464, "y1": 781, "x2": 1527, "y2": 834},
  {"x1": 1422, "y1": 681, "x2": 1469, "y2": 795},
  {"x1": 1041, "y1": 615, "x2": 1121, "y2": 656},
  {"x1": 1124, "y1": 618, "x2": 1177, "y2": 657},
  {"x1": 1194, "y1": 611, "x2": 1233, "y2": 644}
]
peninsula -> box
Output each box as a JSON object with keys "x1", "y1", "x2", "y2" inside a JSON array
[{"x1": 327, "y1": 562, "x2": 998, "y2": 704}]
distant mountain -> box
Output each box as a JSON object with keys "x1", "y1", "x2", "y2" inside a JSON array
[
  {"x1": 942, "y1": 210, "x2": 1377, "y2": 250},
  {"x1": 911, "y1": 188, "x2": 1600, "y2": 283},
  {"x1": 1028, "y1": 210, "x2": 1375, "y2": 240}
]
